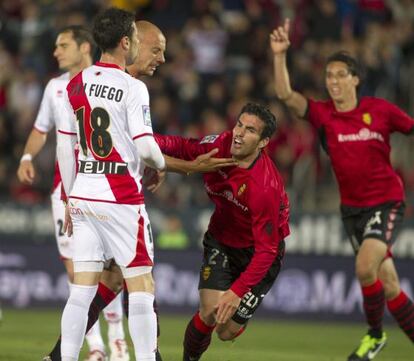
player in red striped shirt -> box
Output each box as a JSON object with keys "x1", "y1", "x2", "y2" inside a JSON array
[{"x1": 271, "y1": 18, "x2": 414, "y2": 361}]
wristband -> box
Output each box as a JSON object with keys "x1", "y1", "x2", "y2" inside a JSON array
[{"x1": 20, "y1": 153, "x2": 33, "y2": 162}]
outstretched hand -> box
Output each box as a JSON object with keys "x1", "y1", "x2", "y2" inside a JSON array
[
  {"x1": 143, "y1": 167, "x2": 166, "y2": 193},
  {"x1": 270, "y1": 18, "x2": 291, "y2": 55},
  {"x1": 192, "y1": 148, "x2": 237, "y2": 173}
]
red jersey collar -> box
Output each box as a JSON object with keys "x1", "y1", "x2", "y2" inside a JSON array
[
  {"x1": 331, "y1": 98, "x2": 362, "y2": 116},
  {"x1": 95, "y1": 61, "x2": 124, "y2": 71}
]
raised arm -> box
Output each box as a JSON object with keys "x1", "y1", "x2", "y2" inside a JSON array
[{"x1": 270, "y1": 19, "x2": 307, "y2": 118}]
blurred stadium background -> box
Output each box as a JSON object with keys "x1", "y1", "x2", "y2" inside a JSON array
[{"x1": 0, "y1": 0, "x2": 413, "y2": 359}]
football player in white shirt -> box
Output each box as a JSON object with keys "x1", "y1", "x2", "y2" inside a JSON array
[
  {"x1": 57, "y1": 8, "x2": 166, "y2": 361},
  {"x1": 45, "y1": 19, "x2": 236, "y2": 361},
  {"x1": 17, "y1": 25, "x2": 130, "y2": 361}
]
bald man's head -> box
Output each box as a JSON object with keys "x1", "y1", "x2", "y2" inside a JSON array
[
  {"x1": 136, "y1": 21, "x2": 162, "y2": 41},
  {"x1": 127, "y1": 21, "x2": 166, "y2": 77}
]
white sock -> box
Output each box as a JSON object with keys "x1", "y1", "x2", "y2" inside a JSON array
[
  {"x1": 85, "y1": 316, "x2": 105, "y2": 353},
  {"x1": 128, "y1": 292, "x2": 156, "y2": 361},
  {"x1": 104, "y1": 291, "x2": 125, "y2": 341},
  {"x1": 61, "y1": 284, "x2": 98, "y2": 360}
]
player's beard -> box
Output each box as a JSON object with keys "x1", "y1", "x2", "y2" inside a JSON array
[{"x1": 127, "y1": 47, "x2": 138, "y2": 66}]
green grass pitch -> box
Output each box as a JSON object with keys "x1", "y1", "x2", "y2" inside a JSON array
[{"x1": 0, "y1": 309, "x2": 412, "y2": 361}]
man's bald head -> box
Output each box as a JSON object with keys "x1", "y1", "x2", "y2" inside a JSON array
[
  {"x1": 136, "y1": 20, "x2": 163, "y2": 40},
  {"x1": 127, "y1": 20, "x2": 166, "y2": 77}
]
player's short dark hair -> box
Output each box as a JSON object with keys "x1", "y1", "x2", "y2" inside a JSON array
[
  {"x1": 239, "y1": 103, "x2": 277, "y2": 139},
  {"x1": 59, "y1": 25, "x2": 95, "y2": 51},
  {"x1": 326, "y1": 51, "x2": 361, "y2": 78},
  {"x1": 92, "y1": 7, "x2": 135, "y2": 53}
]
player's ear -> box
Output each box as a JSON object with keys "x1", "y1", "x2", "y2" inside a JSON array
[
  {"x1": 353, "y1": 75, "x2": 360, "y2": 87},
  {"x1": 79, "y1": 42, "x2": 91, "y2": 55},
  {"x1": 120, "y1": 36, "x2": 130, "y2": 51},
  {"x1": 259, "y1": 137, "x2": 269, "y2": 150}
]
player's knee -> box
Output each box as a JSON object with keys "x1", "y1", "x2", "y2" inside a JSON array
[
  {"x1": 198, "y1": 307, "x2": 216, "y2": 327},
  {"x1": 380, "y1": 274, "x2": 400, "y2": 300},
  {"x1": 123, "y1": 267, "x2": 154, "y2": 293},
  {"x1": 355, "y1": 260, "x2": 377, "y2": 284},
  {"x1": 68, "y1": 284, "x2": 98, "y2": 308},
  {"x1": 216, "y1": 328, "x2": 237, "y2": 341},
  {"x1": 106, "y1": 275, "x2": 124, "y2": 293}
]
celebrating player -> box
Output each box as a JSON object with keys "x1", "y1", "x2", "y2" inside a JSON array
[{"x1": 271, "y1": 18, "x2": 414, "y2": 361}]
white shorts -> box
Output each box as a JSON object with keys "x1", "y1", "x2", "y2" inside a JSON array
[
  {"x1": 51, "y1": 185, "x2": 73, "y2": 259},
  {"x1": 69, "y1": 199, "x2": 154, "y2": 268}
]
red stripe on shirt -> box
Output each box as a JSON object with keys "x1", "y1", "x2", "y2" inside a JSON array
[
  {"x1": 128, "y1": 211, "x2": 153, "y2": 267},
  {"x1": 58, "y1": 130, "x2": 77, "y2": 135},
  {"x1": 52, "y1": 161, "x2": 62, "y2": 192},
  {"x1": 132, "y1": 133, "x2": 153, "y2": 140},
  {"x1": 95, "y1": 61, "x2": 123, "y2": 71},
  {"x1": 69, "y1": 195, "x2": 144, "y2": 204}
]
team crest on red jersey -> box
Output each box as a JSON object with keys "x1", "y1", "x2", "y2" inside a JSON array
[
  {"x1": 202, "y1": 266, "x2": 211, "y2": 280},
  {"x1": 238, "y1": 183, "x2": 247, "y2": 196},
  {"x1": 362, "y1": 113, "x2": 372, "y2": 125}
]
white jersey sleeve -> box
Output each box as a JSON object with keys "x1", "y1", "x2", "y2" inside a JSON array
[
  {"x1": 57, "y1": 131, "x2": 77, "y2": 196},
  {"x1": 126, "y1": 81, "x2": 153, "y2": 139},
  {"x1": 34, "y1": 73, "x2": 71, "y2": 134},
  {"x1": 57, "y1": 89, "x2": 77, "y2": 135},
  {"x1": 33, "y1": 80, "x2": 55, "y2": 133},
  {"x1": 133, "y1": 136, "x2": 165, "y2": 170},
  {"x1": 126, "y1": 80, "x2": 165, "y2": 170}
]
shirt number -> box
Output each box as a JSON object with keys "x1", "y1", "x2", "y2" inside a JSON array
[{"x1": 75, "y1": 107, "x2": 113, "y2": 158}]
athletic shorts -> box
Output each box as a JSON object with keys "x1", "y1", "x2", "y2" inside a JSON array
[
  {"x1": 69, "y1": 199, "x2": 154, "y2": 268},
  {"x1": 340, "y1": 201, "x2": 405, "y2": 254},
  {"x1": 51, "y1": 185, "x2": 73, "y2": 259},
  {"x1": 198, "y1": 232, "x2": 285, "y2": 325}
]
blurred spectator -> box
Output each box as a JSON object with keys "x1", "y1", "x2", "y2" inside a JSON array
[
  {"x1": 184, "y1": 14, "x2": 228, "y2": 89},
  {"x1": 307, "y1": 0, "x2": 342, "y2": 42},
  {"x1": 156, "y1": 215, "x2": 189, "y2": 249}
]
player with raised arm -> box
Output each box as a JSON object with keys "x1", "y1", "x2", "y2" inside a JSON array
[
  {"x1": 154, "y1": 102, "x2": 289, "y2": 361},
  {"x1": 271, "y1": 18, "x2": 414, "y2": 361},
  {"x1": 57, "y1": 8, "x2": 166, "y2": 361},
  {"x1": 16, "y1": 25, "x2": 130, "y2": 361}
]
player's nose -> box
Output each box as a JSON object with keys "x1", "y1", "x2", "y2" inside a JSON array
[{"x1": 158, "y1": 53, "x2": 165, "y2": 64}]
